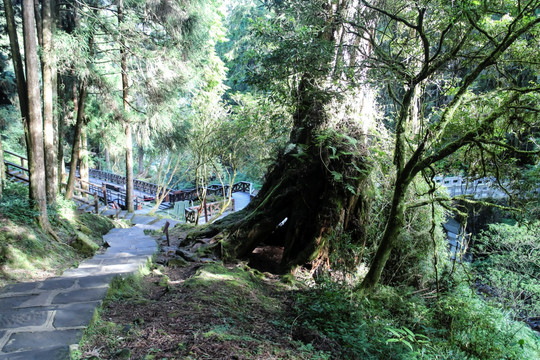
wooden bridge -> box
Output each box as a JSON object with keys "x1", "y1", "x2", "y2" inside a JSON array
[{"x1": 3, "y1": 151, "x2": 254, "y2": 223}]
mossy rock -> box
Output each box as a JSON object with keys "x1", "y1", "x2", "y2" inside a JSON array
[
  {"x1": 78, "y1": 224, "x2": 92, "y2": 235},
  {"x1": 167, "y1": 257, "x2": 188, "y2": 268},
  {"x1": 196, "y1": 242, "x2": 220, "y2": 257},
  {"x1": 79, "y1": 213, "x2": 115, "y2": 236},
  {"x1": 71, "y1": 231, "x2": 99, "y2": 256}
]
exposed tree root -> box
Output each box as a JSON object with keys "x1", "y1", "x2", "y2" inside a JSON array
[{"x1": 187, "y1": 129, "x2": 371, "y2": 273}]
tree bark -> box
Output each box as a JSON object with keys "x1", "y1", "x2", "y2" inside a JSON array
[
  {"x1": 65, "y1": 84, "x2": 87, "y2": 199},
  {"x1": 33, "y1": 0, "x2": 42, "y2": 47},
  {"x1": 0, "y1": 137, "x2": 4, "y2": 199},
  {"x1": 42, "y1": 0, "x2": 58, "y2": 203},
  {"x1": 22, "y1": 0, "x2": 49, "y2": 227},
  {"x1": 137, "y1": 146, "x2": 144, "y2": 175},
  {"x1": 3, "y1": 0, "x2": 32, "y2": 175},
  {"x1": 357, "y1": 176, "x2": 410, "y2": 293},
  {"x1": 125, "y1": 122, "x2": 134, "y2": 211},
  {"x1": 105, "y1": 148, "x2": 111, "y2": 170},
  {"x1": 118, "y1": 0, "x2": 134, "y2": 212},
  {"x1": 79, "y1": 127, "x2": 89, "y2": 191}
]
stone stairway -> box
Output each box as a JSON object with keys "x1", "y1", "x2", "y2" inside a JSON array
[{"x1": 0, "y1": 214, "x2": 177, "y2": 359}]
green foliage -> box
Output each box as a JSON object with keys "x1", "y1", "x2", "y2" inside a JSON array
[
  {"x1": 0, "y1": 182, "x2": 38, "y2": 224},
  {"x1": 315, "y1": 128, "x2": 370, "y2": 196},
  {"x1": 386, "y1": 326, "x2": 432, "y2": 356},
  {"x1": 473, "y1": 222, "x2": 540, "y2": 322},
  {"x1": 295, "y1": 279, "x2": 540, "y2": 359},
  {"x1": 295, "y1": 282, "x2": 380, "y2": 359},
  {"x1": 434, "y1": 284, "x2": 540, "y2": 360},
  {"x1": 105, "y1": 274, "x2": 147, "y2": 305},
  {"x1": 0, "y1": 188, "x2": 115, "y2": 287}
]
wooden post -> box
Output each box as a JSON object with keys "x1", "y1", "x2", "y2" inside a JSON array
[
  {"x1": 113, "y1": 201, "x2": 121, "y2": 219},
  {"x1": 93, "y1": 192, "x2": 99, "y2": 214},
  {"x1": 163, "y1": 221, "x2": 170, "y2": 247},
  {"x1": 102, "y1": 183, "x2": 108, "y2": 205},
  {"x1": 203, "y1": 197, "x2": 208, "y2": 223}
]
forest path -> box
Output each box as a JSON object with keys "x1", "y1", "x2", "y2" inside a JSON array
[{"x1": 0, "y1": 213, "x2": 177, "y2": 360}]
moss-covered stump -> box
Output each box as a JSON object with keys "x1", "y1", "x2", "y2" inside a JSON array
[{"x1": 186, "y1": 128, "x2": 372, "y2": 273}]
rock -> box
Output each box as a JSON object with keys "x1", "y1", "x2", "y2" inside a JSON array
[
  {"x1": 177, "y1": 237, "x2": 191, "y2": 247},
  {"x1": 70, "y1": 231, "x2": 99, "y2": 255},
  {"x1": 176, "y1": 248, "x2": 198, "y2": 261},
  {"x1": 167, "y1": 257, "x2": 188, "y2": 268},
  {"x1": 196, "y1": 243, "x2": 219, "y2": 257}
]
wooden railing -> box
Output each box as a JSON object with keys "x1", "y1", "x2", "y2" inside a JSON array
[
  {"x1": 89, "y1": 169, "x2": 175, "y2": 197},
  {"x1": 3, "y1": 150, "x2": 29, "y2": 183},
  {"x1": 4, "y1": 150, "x2": 27, "y2": 168},
  {"x1": 185, "y1": 199, "x2": 235, "y2": 224},
  {"x1": 4, "y1": 153, "x2": 253, "y2": 213}
]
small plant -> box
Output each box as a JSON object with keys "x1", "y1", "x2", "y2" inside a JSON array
[
  {"x1": 385, "y1": 326, "x2": 432, "y2": 358},
  {"x1": 0, "y1": 182, "x2": 39, "y2": 224}
]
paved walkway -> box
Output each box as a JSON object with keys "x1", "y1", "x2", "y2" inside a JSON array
[{"x1": 0, "y1": 215, "x2": 177, "y2": 360}]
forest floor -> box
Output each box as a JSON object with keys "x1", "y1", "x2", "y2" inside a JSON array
[
  {"x1": 77, "y1": 262, "x2": 336, "y2": 359},
  {"x1": 77, "y1": 227, "x2": 335, "y2": 360}
]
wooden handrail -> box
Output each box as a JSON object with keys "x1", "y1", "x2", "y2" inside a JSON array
[
  {"x1": 4, "y1": 161, "x2": 29, "y2": 172},
  {"x1": 4, "y1": 150, "x2": 27, "y2": 160},
  {"x1": 5, "y1": 171, "x2": 29, "y2": 183}
]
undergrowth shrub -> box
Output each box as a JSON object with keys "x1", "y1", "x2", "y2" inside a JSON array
[
  {"x1": 434, "y1": 284, "x2": 540, "y2": 359},
  {"x1": 294, "y1": 278, "x2": 540, "y2": 359},
  {"x1": 0, "y1": 182, "x2": 39, "y2": 224},
  {"x1": 294, "y1": 280, "x2": 417, "y2": 359},
  {"x1": 473, "y1": 221, "x2": 540, "y2": 323}
]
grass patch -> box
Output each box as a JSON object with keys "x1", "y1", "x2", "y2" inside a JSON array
[{"x1": 0, "y1": 184, "x2": 115, "y2": 288}]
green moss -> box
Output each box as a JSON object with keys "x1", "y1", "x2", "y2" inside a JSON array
[{"x1": 70, "y1": 231, "x2": 99, "y2": 256}]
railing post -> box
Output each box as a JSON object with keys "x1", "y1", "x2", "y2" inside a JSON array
[
  {"x1": 102, "y1": 183, "x2": 108, "y2": 205},
  {"x1": 203, "y1": 197, "x2": 208, "y2": 223},
  {"x1": 93, "y1": 192, "x2": 99, "y2": 214},
  {"x1": 164, "y1": 221, "x2": 170, "y2": 246}
]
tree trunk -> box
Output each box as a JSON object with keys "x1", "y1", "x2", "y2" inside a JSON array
[
  {"x1": 187, "y1": 74, "x2": 370, "y2": 271},
  {"x1": 65, "y1": 84, "x2": 87, "y2": 199},
  {"x1": 22, "y1": 0, "x2": 49, "y2": 227},
  {"x1": 33, "y1": 0, "x2": 42, "y2": 47},
  {"x1": 105, "y1": 148, "x2": 111, "y2": 170},
  {"x1": 118, "y1": 0, "x2": 134, "y2": 212},
  {"x1": 57, "y1": 93, "x2": 66, "y2": 185},
  {"x1": 42, "y1": 0, "x2": 58, "y2": 203},
  {"x1": 0, "y1": 137, "x2": 4, "y2": 198},
  {"x1": 125, "y1": 122, "x2": 134, "y2": 212},
  {"x1": 79, "y1": 128, "x2": 89, "y2": 192},
  {"x1": 357, "y1": 176, "x2": 410, "y2": 293},
  {"x1": 3, "y1": 0, "x2": 32, "y2": 176},
  {"x1": 137, "y1": 146, "x2": 144, "y2": 176}
]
